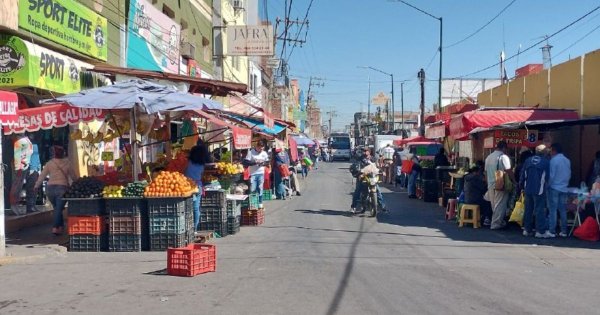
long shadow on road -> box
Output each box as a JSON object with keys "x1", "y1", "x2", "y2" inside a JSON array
[{"x1": 379, "y1": 190, "x2": 600, "y2": 250}]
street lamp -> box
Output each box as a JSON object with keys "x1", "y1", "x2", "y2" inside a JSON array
[
  {"x1": 392, "y1": 0, "x2": 442, "y2": 112},
  {"x1": 358, "y1": 66, "x2": 394, "y2": 133}
]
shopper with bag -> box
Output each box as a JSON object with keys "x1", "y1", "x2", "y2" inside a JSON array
[
  {"x1": 519, "y1": 145, "x2": 554, "y2": 238},
  {"x1": 548, "y1": 143, "x2": 572, "y2": 237},
  {"x1": 273, "y1": 147, "x2": 291, "y2": 200},
  {"x1": 484, "y1": 141, "x2": 516, "y2": 230}
]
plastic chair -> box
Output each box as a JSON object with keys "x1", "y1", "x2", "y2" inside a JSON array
[
  {"x1": 446, "y1": 199, "x2": 457, "y2": 220},
  {"x1": 459, "y1": 204, "x2": 480, "y2": 228}
]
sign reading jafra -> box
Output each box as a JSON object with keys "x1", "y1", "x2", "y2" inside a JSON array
[
  {"x1": 227, "y1": 25, "x2": 274, "y2": 56},
  {"x1": 18, "y1": 0, "x2": 108, "y2": 61}
]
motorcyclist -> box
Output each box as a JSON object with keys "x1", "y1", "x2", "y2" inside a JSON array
[{"x1": 350, "y1": 149, "x2": 387, "y2": 214}]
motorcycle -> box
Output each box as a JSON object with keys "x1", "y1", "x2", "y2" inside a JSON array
[{"x1": 359, "y1": 172, "x2": 380, "y2": 217}]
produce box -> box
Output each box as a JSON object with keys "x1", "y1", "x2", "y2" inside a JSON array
[
  {"x1": 69, "y1": 233, "x2": 108, "y2": 252},
  {"x1": 109, "y1": 234, "x2": 141, "y2": 252},
  {"x1": 201, "y1": 190, "x2": 226, "y2": 208},
  {"x1": 241, "y1": 209, "x2": 265, "y2": 226},
  {"x1": 147, "y1": 197, "x2": 187, "y2": 216},
  {"x1": 65, "y1": 198, "x2": 106, "y2": 216},
  {"x1": 241, "y1": 194, "x2": 260, "y2": 210},
  {"x1": 167, "y1": 244, "x2": 216, "y2": 277},
  {"x1": 199, "y1": 220, "x2": 228, "y2": 237},
  {"x1": 149, "y1": 233, "x2": 188, "y2": 251},
  {"x1": 149, "y1": 215, "x2": 187, "y2": 235},
  {"x1": 67, "y1": 216, "x2": 107, "y2": 235},
  {"x1": 200, "y1": 207, "x2": 227, "y2": 224},
  {"x1": 226, "y1": 199, "x2": 242, "y2": 218},
  {"x1": 106, "y1": 198, "x2": 147, "y2": 216},
  {"x1": 227, "y1": 216, "x2": 241, "y2": 235},
  {"x1": 263, "y1": 189, "x2": 273, "y2": 201},
  {"x1": 109, "y1": 215, "x2": 141, "y2": 235}
]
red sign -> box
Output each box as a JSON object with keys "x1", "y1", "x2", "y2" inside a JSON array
[
  {"x1": 188, "y1": 59, "x2": 201, "y2": 78},
  {"x1": 232, "y1": 126, "x2": 251, "y2": 149},
  {"x1": 263, "y1": 111, "x2": 274, "y2": 129},
  {"x1": 288, "y1": 136, "x2": 298, "y2": 162},
  {"x1": 4, "y1": 104, "x2": 106, "y2": 134},
  {"x1": 0, "y1": 91, "x2": 19, "y2": 125}
]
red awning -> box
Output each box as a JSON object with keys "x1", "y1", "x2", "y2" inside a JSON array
[
  {"x1": 393, "y1": 135, "x2": 437, "y2": 146},
  {"x1": 192, "y1": 110, "x2": 252, "y2": 149},
  {"x1": 449, "y1": 109, "x2": 579, "y2": 140},
  {"x1": 4, "y1": 103, "x2": 105, "y2": 135},
  {"x1": 288, "y1": 137, "x2": 298, "y2": 162}
]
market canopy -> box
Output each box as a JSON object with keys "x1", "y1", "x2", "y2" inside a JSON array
[
  {"x1": 221, "y1": 113, "x2": 286, "y2": 135},
  {"x1": 449, "y1": 108, "x2": 579, "y2": 140},
  {"x1": 193, "y1": 110, "x2": 251, "y2": 149},
  {"x1": 293, "y1": 136, "x2": 316, "y2": 146},
  {"x1": 4, "y1": 103, "x2": 105, "y2": 135},
  {"x1": 393, "y1": 135, "x2": 436, "y2": 146},
  {"x1": 44, "y1": 79, "x2": 224, "y2": 114}
]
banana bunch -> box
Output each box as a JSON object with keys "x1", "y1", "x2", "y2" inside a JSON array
[{"x1": 215, "y1": 162, "x2": 242, "y2": 175}]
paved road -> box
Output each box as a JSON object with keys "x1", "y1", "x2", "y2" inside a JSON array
[{"x1": 3, "y1": 162, "x2": 600, "y2": 315}]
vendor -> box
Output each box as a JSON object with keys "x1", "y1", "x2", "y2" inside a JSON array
[
  {"x1": 434, "y1": 148, "x2": 450, "y2": 168},
  {"x1": 463, "y1": 163, "x2": 492, "y2": 227},
  {"x1": 244, "y1": 141, "x2": 269, "y2": 209},
  {"x1": 185, "y1": 142, "x2": 210, "y2": 231}
]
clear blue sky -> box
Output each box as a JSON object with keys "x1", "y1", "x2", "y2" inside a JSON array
[{"x1": 261, "y1": 0, "x2": 600, "y2": 129}]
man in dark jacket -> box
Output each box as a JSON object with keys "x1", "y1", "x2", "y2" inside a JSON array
[
  {"x1": 520, "y1": 144, "x2": 553, "y2": 238},
  {"x1": 434, "y1": 148, "x2": 450, "y2": 168},
  {"x1": 463, "y1": 164, "x2": 492, "y2": 226}
]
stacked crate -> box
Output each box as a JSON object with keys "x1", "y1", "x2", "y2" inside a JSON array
[
  {"x1": 200, "y1": 190, "x2": 228, "y2": 237},
  {"x1": 148, "y1": 197, "x2": 190, "y2": 251},
  {"x1": 106, "y1": 198, "x2": 146, "y2": 252},
  {"x1": 66, "y1": 198, "x2": 107, "y2": 252},
  {"x1": 241, "y1": 194, "x2": 264, "y2": 226},
  {"x1": 226, "y1": 199, "x2": 242, "y2": 235}
]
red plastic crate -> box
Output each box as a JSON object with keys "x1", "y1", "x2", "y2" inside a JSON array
[
  {"x1": 167, "y1": 244, "x2": 216, "y2": 277},
  {"x1": 68, "y1": 216, "x2": 106, "y2": 235},
  {"x1": 241, "y1": 209, "x2": 265, "y2": 226}
]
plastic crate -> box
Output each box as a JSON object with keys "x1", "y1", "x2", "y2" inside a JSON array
[
  {"x1": 200, "y1": 207, "x2": 227, "y2": 223},
  {"x1": 226, "y1": 199, "x2": 242, "y2": 218},
  {"x1": 149, "y1": 233, "x2": 188, "y2": 251},
  {"x1": 241, "y1": 194, "x2": 260, "y2": 210},
  {"x1": 201, "y1": 190, "x2": 226, "y2": 208},
  {"x1": 242, "y1": 209, "x2": 265, "y2": 226},
  {"x1": 109, "y1": 234, "x2": 141, "y2": 252},
  {"x1": 106, "y1": 198, "x2": 147, "y2": 216},
  {"x1": 199, "y1": 221, "x2": 228, "y2": 237},
  {"x1": 149, "y1": 215, "x2": 186, "y2": 235},
  {"x1": 67, "y1": 216, "x2": 106, "y2": 235},
  {"x1": 147, "y1": 197, "x2": 187, "y2": 216},
  {"x1": 109, "y1": 215, "x2": 141, "y2": 235},
  {"x1": 263, "y1": 189, "x2": 273, "y2": 201},
  {"x1": 167, "y1": 244, "x2": 216, "y2": 277},
  {"x1": 69, "y1": 234, "x2": 108, "y2": 252},
  {"x1": 141, "y1": 207, "x2": 150, "y2": 251},
  {"x1": 65, "y1": 198, "x2": 106, "y2": 216},
  {"x1": 227, "y1": 216, "x2": 240, "y2": 235}
]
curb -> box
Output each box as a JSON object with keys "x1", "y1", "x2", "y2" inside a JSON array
[{"x1": 0, "y1": 245, "x2": 67, "y2": 266}]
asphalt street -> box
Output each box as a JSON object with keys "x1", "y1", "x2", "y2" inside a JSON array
[{"x1": 3, "y1": 162, "x2": 600, "y2": 315}]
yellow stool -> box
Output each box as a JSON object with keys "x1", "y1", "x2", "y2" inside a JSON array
[{"x1": 459, "y1": 204, "x2": 481, "y2": 228}]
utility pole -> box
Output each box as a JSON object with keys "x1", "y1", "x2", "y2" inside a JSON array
[
  {"x1": 305, "y1": 77, "x2": 324, "y2": 137},
  {"x1": 326, "y1": 108, "x2": 337, "y2": 138},
  {"x1": 418, "y1": 68, "x2": 426, "y2": 136},
  {"x1": 367, "y1": 76, "x2": 371, "y2": 144},
  {"x1": 391, "y1": 73, "x2": 395, "y2": 133},
  {"x1": 400, "y1": 82, "x2": 405, "y2": 138}
]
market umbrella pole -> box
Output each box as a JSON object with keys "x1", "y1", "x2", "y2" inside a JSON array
[{"x1": 130, "y1": 105, "x2": 139, "y2": 181}]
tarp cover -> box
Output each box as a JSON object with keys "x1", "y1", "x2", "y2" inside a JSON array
[
  {"x1": 393, "y1": 135, "x2": 436, "y2": 146},
  {"x1": 449, "y1": 109, "x2": 579, "y2": 140}
]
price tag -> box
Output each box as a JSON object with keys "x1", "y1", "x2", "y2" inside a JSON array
[{"x1": 102, "y1": 151, "x2": 114, "y2": 161}]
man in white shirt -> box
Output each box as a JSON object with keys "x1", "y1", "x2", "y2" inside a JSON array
[
  {"x1": 244, "y1": 141, "x2": 270, "y2": 208},
  {"x1": 382, "y1": 144, "x2": 395, "y2": 184},
  {"x1": 484, "y1": 141, "x2": 515, "y2": 230}
]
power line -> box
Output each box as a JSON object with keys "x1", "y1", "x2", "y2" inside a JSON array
[
  {"x1": 455, "y1": 5, "x2": 600, "y2": 78},
  {"x1": 287, "y1": 0, "x2": 316, "y2": 61},
  {"x1": 444, "y1": 0, "x2": 518, "y2": 49},
  {"x1": 554, "y1": 23, "x2": 600, "y2": 59}
]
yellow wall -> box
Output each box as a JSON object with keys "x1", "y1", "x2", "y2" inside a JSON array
[
  {"x1": 221, "y1": 2, "x2": 249, "y2": 86},
  {"x1": 583, "y1": 50, "x2": 600, "y2": 116},
  {"x1": 478, "y1": 48, "x2": 600, "y2": 117}
]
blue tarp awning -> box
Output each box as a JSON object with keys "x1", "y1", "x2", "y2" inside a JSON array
[{"x1": 225, "y1": 113, "x2": 286, "y2": 135}]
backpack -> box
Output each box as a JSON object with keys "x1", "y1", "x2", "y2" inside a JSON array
[{"x1": 350, "y1": 162, "x2": 361, "y2": 178}]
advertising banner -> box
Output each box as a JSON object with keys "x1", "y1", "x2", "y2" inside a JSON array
[
  {"x1": 0, "y1": 90, "x2": 19, "y2": 125},
  {"x1": 263, "y1": 111, "x2": 274, "y2": 129},
  {"x1": 18, "y1": 0, "x2": 108, "y2": 61},
  {"x1": 127, "y1": 0, "x2": 180, "y2": 74},
  {"x1": 0, "y1": 36, "x2": 91, "y2": 94},
  {"x1": 226, "y1": 25, "x2": 274, "y2": 56},
  {"x1": 232, "y1": 126, "x2": 251, "y2": 149},
  {"x1": 493, "y1": 129, "x2": 539, "y2": 148},
  {"x1": 4, "y1": 103, "x2": 105, "y2": 134},
  {"x1": 292, "y1": 109, "x2": 307, "y2": 121}
]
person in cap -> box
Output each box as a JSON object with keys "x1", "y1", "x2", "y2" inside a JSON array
[
  {"x1": 547, "y1": 143, "x2": 571, "y2": 237},
  {"x1": 520, "y1": 144, "x2": 553, "y2": 238},
  {"x1": 484, "y1": 140, "x2": 516, "y2": 230}
]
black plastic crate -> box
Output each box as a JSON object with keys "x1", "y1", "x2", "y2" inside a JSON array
[
  {"x1": 69, "y1": 233, "x2": 108, "y2": 252},
  {"x1": 201, "y1": 190, "x2": 226, "y2": 208},
  {"x1": 109, "y1": 215, "x2": 141, "y2": 234},
  {"x1": 227, "y1": 216, "x2": 240, "y2": 235},
  {"x1": 65, "y1": 198, "x2": 106, "y2": 216},
  {"x1": 149, "y1": 215, "x2": 187, "y2": 235},
  {"x1": 141, "y1": 207, "x2": 150, "y2": 251},
  {"x1": 109, "y1": 234, "x2": 141, "y2": 252},
  {"x1": 200, "y1": 221, "x2": 228, "y2": 237},
  {"x1": 147, "y1": 197, "x2": 187, "y2": 216},
  {"x1": 149, "y1": 233, "x2": 188, "y2": 251},
  {"x1": 226, "y1": 200, "x2": 242, "y2": 218},
  {"x1": 106, "y1": 198, "x2": 147, "y2": 216},
  {"x1": 200, "y1": 207, "x2": 227, "y2": 223}
]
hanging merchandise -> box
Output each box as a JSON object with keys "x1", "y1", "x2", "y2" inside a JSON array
[{"x1": 181, "y1": 119, "x2": 199, "y2": 150}]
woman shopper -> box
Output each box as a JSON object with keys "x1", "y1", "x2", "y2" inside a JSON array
[
  {"x1": 34, "y1": 146, "x2": 77, "y2": 235},
  {"x1": 273, "y1": 147, "x2": 290, "y2": 200},
  {"x1": 185, "y1": 142, "x2": 210, "y2": 231}
]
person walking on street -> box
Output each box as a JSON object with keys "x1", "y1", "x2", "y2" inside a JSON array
[
  {"x1": 245, "y1": 141, "x2": 270, "y2": 209},
  {"x1": 273, "y1": 147, "x2": 290, "y2": 200},
  {"x1": 484, "y1": 141, "x2": 516, "y2": 230},
  {"x1": 548, "y1": 143, "x2": 571, "y2": 237},
  {"x1": 299, "y1": 149, "x2": 309, "y2": 178},
  {"x1": 34, "y1": 146, "x2": 77, "y2": 235},
  {"x1": 407, "y1": 154, "x2": 421, "y2": 199},
  {"x1": 520, "y1": 145, "x2": 554, "y2": 238}
]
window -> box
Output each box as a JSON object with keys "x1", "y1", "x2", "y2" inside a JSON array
[
  {"x1": 180, "y1": 19, "x2": 188, "y2": 31},
  {"x1": 249, "y1": 73, "x2": 254, "y2": 92},
  {"x1": 162, "y1": 5, "x2": 175, "y2": 19}
]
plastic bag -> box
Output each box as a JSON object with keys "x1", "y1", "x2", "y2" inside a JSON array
[
  {"x1": 509, "y1": 193, "x2": 525, "y2": 226},
  {"x1": 573, "y1": 217, "x2": 600, "y2": 241}
]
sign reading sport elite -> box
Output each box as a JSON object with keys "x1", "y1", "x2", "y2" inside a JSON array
[
  {"x1": 227, "y1": 25, "x2": 274, "y2": 56},
  {"x1": 18, "y1": 0, "x2": 108, "y2": 61}
]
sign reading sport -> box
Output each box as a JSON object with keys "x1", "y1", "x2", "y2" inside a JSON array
[{"x1": 18, "y1": 0, "x2": 108, "y2": 61}]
